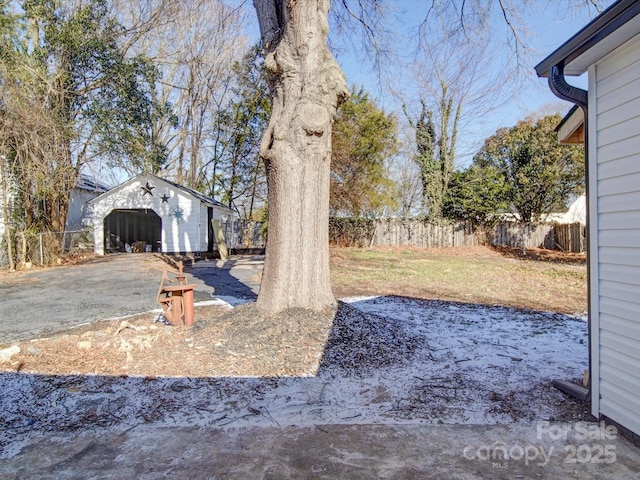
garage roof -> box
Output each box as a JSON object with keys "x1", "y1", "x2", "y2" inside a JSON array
[
  {"x1": 88, "y1": 173, "x2": 234, "y2": 213},
  {"x1": 159, "y1": 175, "x2": 231, "y2": 210}
]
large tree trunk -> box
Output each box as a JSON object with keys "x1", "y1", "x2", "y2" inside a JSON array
[{"x1": 253, "y1": 0, "x2": 348, "y2": 313}]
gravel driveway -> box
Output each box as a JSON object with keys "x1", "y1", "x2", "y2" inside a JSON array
[{"x1": 0, "y1": 255, "x2": 209, "y2": 344}]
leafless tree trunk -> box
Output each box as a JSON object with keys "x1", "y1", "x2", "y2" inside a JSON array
[
  {"x1": 253, "y1": 0, "x2": 348, "y2": 313},
  {"x1": 389, "y1": 130, "x2": 422, "y2": 220},
  {"x1": 112, "y1": 0, "x2": 247, "y2": 186},
  {"x1": 0, "y1": 156, "x2": 15, "y2": 271}
]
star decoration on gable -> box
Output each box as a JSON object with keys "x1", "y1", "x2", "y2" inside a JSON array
[
  {"x1": 141, "y1": 182, "x2": 155, "y2": 196},
  {"x1": 170, "y1": 205, "x2": 186, "y2": 224},
  {"x1": 160, "y1": 193, "x2": 170, "y2": 203}
]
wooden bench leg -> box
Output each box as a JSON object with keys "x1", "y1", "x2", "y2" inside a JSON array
[
  {"x1": 172, "y1": 295, "x2": 184, "y2": 326},
  {"x1": 160, "y1": 295, "x2": 183, "y2": 326}
]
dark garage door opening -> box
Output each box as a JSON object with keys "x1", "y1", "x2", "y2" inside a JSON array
[{"x1": 104, "y1": 209, "x2": 161, "y2": 253}]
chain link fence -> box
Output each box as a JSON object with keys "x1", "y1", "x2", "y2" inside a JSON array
[
  {"x1": 0, "y1": 239, "x2": 8, "y2": 268},
  {"x1": 1, "y1": 229, "x2": 94, "y2": 268}
]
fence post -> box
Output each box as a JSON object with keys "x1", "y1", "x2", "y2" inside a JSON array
[{"x1": 39, "y1": 232, "x2": 44, "y2": 266}]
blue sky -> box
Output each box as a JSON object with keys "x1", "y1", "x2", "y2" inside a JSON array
[
  {"x1": 244, "y1": 1, "x2": 610, "y2": 168},
  {"x1": 335, "y1": 1, "x2": 609, "y2": 166}
]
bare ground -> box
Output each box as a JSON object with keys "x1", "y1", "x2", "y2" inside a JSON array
[
  {"x1": 2, "y1": 300, "x2": 419, "y2": 379},
  {"x1": 0, "y1": 298, "x2": 591, "y2": 455},
  {"x1": 1, "y1": 245, "x2": 587, "y2": 378},
  {"x1": 0, "y1": 246, "x2": 592, "y2": 454}
]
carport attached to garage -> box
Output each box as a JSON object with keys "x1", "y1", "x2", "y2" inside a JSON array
[{"x1": 104, "y1": 209, "x2": 161, "y2": 253}]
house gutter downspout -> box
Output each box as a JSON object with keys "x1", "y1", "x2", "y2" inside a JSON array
[
  {"x1": 549, "y1": 63, "x2": 588, "y2": 110},
  {"x1": 549, "y1": 62, "x2": 591, "y2": 402}
]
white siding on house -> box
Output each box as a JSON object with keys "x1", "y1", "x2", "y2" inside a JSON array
[
  {"x1": 598, "y1": 135, "x2": 640, "y2": 163},
  {"x1": 66, "y1": 189, "x2": 98, "y2": 231},
  {"x1": 592, "y1": 32, "x2": 640, "y2": 436},
  {"x1": 597, "y1": 152, "x2": 640, "y2": 180},
  {"x1": 600, "y1": 280, "x2": 640, "y2": 303},
  {"x1": 598, "y1": 210, "x2": 640, "y2": 230},
  {"x1": 599, "y1": 245, "x2": 640, "y2": 266},
  {"x1": 598, "y1": 190, "x2": 639, "y2": 213}
]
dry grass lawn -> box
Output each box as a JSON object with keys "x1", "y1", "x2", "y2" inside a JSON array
[{"x1": 330, "y1": 245, "x2": 587, "y2": 314}]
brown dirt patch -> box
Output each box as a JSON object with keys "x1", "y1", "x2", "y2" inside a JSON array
[
  {"x1": 1, "y1": 304, "x2": 337, "y2": 378},
  {"x1": 490, "y1": 245, "x2": 587, "y2": 266}
]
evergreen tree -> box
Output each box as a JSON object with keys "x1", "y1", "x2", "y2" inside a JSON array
[
  {"x1": 0, "y1": 0, "x2": 164, "y2": 235},
  {"x1": 330, "y1": 86, "x2": 397, "y2": 217},
  {"x1": 474, "y1": 114, "x2": 584, "y2": 225},
  {"x1": 443, "y1": 164, "x2": 509, "y2": 226}
]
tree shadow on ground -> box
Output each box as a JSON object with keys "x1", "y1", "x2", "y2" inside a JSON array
[
  {"x1": 490, "y1": 245, "x2": 586, "y2": 266},
  {"x1": 0, "y1": 295, "x2": 602, "y2": 477},
  {"x1": 185, "y1": 259, "x2": 260, "y2": 304}
]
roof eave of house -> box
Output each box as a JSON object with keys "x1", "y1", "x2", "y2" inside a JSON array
[
  {"x1": 554, "y1": 104, "x2": 580, "y2": 132},
  {"x1": 535, "y1": 0, "x2": 640, "y2": 78},
  {"x1": 556, "y1": 105, "x2": 585, "y2": 144},
  {"x1": 76, "y1": 173, "x2": 111, "y2": 193}
]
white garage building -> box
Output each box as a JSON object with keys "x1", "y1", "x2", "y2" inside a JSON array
[{"x1": 85, "y1": 174, "x2": 235, "y2": 255}]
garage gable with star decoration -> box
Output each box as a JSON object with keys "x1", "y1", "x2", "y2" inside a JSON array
[{"x1": 85, "y1": 174, "x2": 236, "y2": 255}]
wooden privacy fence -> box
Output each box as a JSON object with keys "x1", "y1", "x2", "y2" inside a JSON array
[
  {"x1": 371, "y1": 219, "x2": 480, "y2": 248},
  {"x1": 551, "y1": 222, "x2": 586, "y2": 253},
  {"x1": 492, "y1": 223, "x2": 555, "y2": 250},
  {"x1": 330, "y1": 218, "x2": 586, "y2": 253},
  {"x1": 493, "y1": 222, "x2": 586, "y2": 252},
  {"x1": 223, "y1": 220, "x2": 265, "y2": 249},
  {"x1": 491, "y1": 222, "x2": 585, "y2": 253}
]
